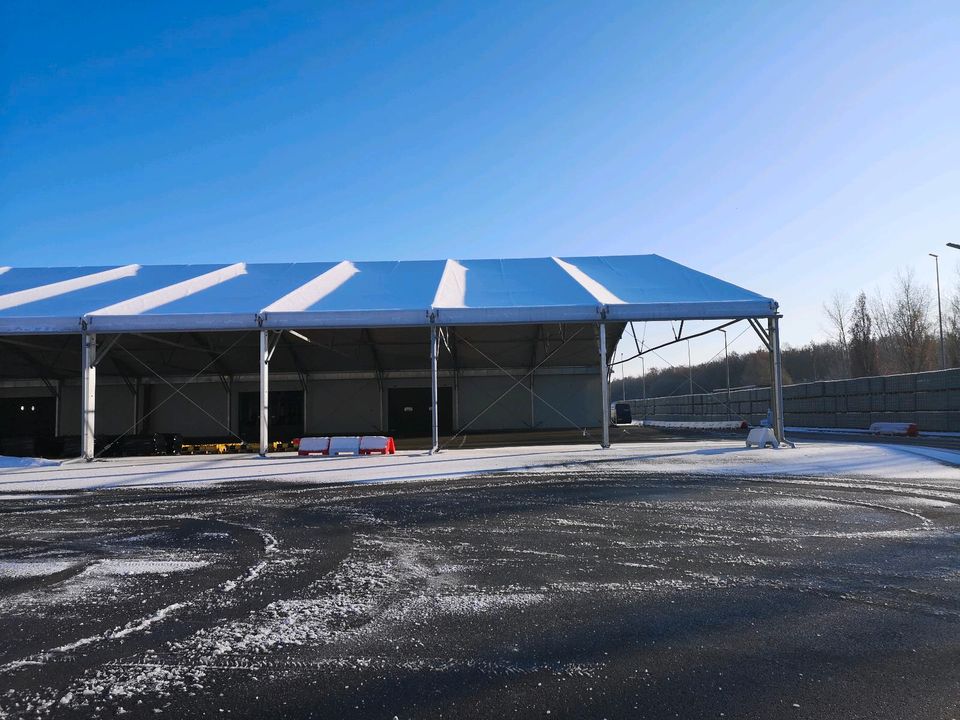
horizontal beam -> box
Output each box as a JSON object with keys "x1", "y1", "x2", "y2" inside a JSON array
[
  {"x1": 610, "y1": 319, "x2": 742, "y2": 366},
  {"x1": 0, "y1": 365, "x2": 603, "y2": 389},
  {"x1": 1, "y1": 305, "x2": 779, "y2": 337}
]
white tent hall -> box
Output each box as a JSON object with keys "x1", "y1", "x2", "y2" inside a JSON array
[{"x1": 0, "y1": 255, "x2": 782, "y2": 459}]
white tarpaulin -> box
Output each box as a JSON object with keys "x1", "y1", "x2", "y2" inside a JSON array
[{"x1": 0, "y1": 254, "x2": 777, "y2": 335}]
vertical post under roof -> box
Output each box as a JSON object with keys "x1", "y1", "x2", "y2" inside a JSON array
[
  {"x1": 599, "y1": 323, "x2": 610, "y2": 449},
  {"x1": 259, "y1": 329, "x2": 269, "y2": 457},
  {"x1": 54, "y1": 379, "x2": 62, "y2": 438},
  {"x1": 81, "y1": 331, "x2": 96, "y2": 461},
  {"x1": 768, "y1": 316, "x2": 785, "y2": 443},
  {"x1": 430, "y1": 325, "x2": 439, "y2": 454}
]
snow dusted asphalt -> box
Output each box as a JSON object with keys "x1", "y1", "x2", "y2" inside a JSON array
[
  {"x1": 1, "y1": 440, "x2": 959, "y2": 719},
  {"x1": 1, "y1": 438, "x2": 958, "y2": 493}
]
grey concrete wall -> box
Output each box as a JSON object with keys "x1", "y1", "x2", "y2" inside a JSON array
[
  {"x1": 145, "y1": 383, "x2": 232, "y2": 437},
  {"x1": 533, "y1": 374, "x2": 602, "y2": 429},
  {"x1": 621, "y1": 368, "x2": 960, "y2": 432},
  {"x1": 0, "y1": 370, "x2": 601, "y2": 441},
  {"x1": 457, "y1": 376, "x2": 534, "y2": 431},
  {"x1": 307, "y1": 378, "x2": 382, "y2": 435}
]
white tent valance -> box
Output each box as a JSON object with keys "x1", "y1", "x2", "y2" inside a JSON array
[{"x1": 0, "y1": 254, "x2": 777, "y2": 335}]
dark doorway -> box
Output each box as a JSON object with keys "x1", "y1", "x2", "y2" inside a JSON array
[
  {"x1": 388, "y1": 387, "x2": 453, "y2": 437},
  {"x1": 0, "y1": 396, "x2": 56, "y2": 456},
  {"x1": 0, "y1": 397, "x2": 56, "y2": 438},
  {"x1": 239, "y1": 391, "x2": 303, "y2": 442}
]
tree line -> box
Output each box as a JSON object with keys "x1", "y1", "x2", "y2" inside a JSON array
[{"x1": 610, "y1": 267, "x2": 956, "y2": 400}]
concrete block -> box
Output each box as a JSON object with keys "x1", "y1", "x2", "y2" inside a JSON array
[
  {"x1": 885, "y1": 374, "x2": 917, "y2": 392},
  {"x1": 805, "y1": 382, "x2": 825, "y2": 398},
  {"x1": 847, "y1": 378, "x2": 870, "y2": 395},
  {"x1": 837, "y1": 413, "x2": 870, "y2": 429},
  {"x1": 746, "y1": 427, "x2": 779, "y2": 448},
  {"x1": 846, "y1": 395, "x2": 871, "y2": 412},
  {"x1": 917, "y1": 391, "x2": 950, "y2": 411},
  {"x1": 917, "y1": 371, "x2": 950, "y2": 391},
  {"x1": 917, "y1": 412, "x2": 951, "y2": 432}
]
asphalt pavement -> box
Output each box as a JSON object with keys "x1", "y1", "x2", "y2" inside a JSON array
[{"x1": 1, "y1": 467, "x2": 959, "y2": 719}]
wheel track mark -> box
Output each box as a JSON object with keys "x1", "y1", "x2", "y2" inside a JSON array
[
  {"x1": 0, "y1": 517, "x2": 277, "y2": 674},
  {"x1": 737, "y1": 485, "x2": 934, "y2": 525}
]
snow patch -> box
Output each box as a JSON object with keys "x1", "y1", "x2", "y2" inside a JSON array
[
  {"x1": 79, "y1": 559, "x2": 211, "y2": 577},
  {"x1": 0, "y1": 455, "x2": 60, "y2": 469},
  {"x1": 2, "y1": 440, "x2": 957, "y2": 494},
  {"x1": 0, "y1": 560, "x2": 77, "y2": 578}
]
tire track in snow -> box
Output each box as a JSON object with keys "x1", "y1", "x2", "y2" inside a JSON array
[{"x1": 0, "y1": 519, "x2": 279, "y2": 675}]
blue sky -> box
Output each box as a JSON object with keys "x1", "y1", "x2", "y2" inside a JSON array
[{"x1": 2, "y1": 1, "x2": 959, "y2": 368}]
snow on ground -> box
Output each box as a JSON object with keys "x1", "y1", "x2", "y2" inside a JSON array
[
  {"x1": 0, "y1": 561, "x2": 76, "y2": 578},
  {"x1": 0, "y1": 455, "x2": 60, "y2": 469},
  {"x1": 78, "y1": 559, "x2": 211, "y2": 577},
  {"x1": 0, "y1": 439, "x2": 956, "y2": 493}
]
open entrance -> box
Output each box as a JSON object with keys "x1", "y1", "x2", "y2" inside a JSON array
[
  {"x1": 239, "y1": 390, "x2": 303, "y2": 442},
  {"x1": 0, "y1": 397, "x2": 55, "y2": 439},
  {"x1": 388, "y1": 387, "x2": 453, "y2": 438},
  {"x1": 0, "y1": 396, "x2": 57, "y2": 456}
]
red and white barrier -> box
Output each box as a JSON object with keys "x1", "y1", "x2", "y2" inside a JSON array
[
  {"x1": 328, "y1": 436, "x2": 361, "y2": 455},
  {"x1": 297, "y1": 437, "x2": 330, "y2": 456},
  {"x1": 297, "y1": 435, "x2": 397, "y2": 457},
  {"x1": 359, "y1": 436, "x2": 396, "y2": 455},
  {"x1": 869, "y1": 422, "x2": 919, "y2": 437}
]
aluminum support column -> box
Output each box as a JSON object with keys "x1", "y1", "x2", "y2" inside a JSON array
[
  {"x1": 54, "y1": 379, "x2": 62, "y2": 438},
  {"x1": 226, "y1": 379, "x2": 233, "y2": 436},
  {"x1": 768, "y1": 316, "x2": 785, "y2": 443},
  {"x1": 453, "y1": 371, "x2": 460, "y2": 432},
  {"x1": 81, "y1": 332, "x2": 96, "y2": 460},
  {"x1": 259, "y1": 330, "x2": 269, "y2": 456},
  {"x1": 134, "y1": 377, "x2": 142, "y2": 433},
  {"x1": 529, "y1": 375, "x2": 535, "y2": 430},
  {"x1": 599, "y1": 323, "x2": 610, "y2": 449},
  {"x1": 430, "y1": 325, "x2": 439, "y2": 454}
]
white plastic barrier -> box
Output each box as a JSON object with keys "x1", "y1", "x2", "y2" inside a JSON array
[
  {"x1": 297, "y1": 437, "x2": 330, "y2": 456},
  {"x1": 869, "y1": 422, "x2": 919, "y2": 437},
  {"x1": 328, "y1": 436, "x2": 361, "y2": 456},
  {"x1": 359, "y1": 436, "x2": 396, "y2": 455},
  {"x1": 746, "y1": 427, "x2": 779, "y2": 448}
]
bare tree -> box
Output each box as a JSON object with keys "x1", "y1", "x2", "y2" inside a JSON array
[
  {"x1": 848, "y1": 291, "x2": 877, "y2": 377},
  {"x1": 947, "y1": 275, "x2": 960, "y2": 368},
  {"x1": 823, "y1": 291, "x2": 850, "y2": 376},
  {"x1": 873, "y1": 269, "x2": 933, "y2": 373}
]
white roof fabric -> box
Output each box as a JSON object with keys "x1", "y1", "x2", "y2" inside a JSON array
[{"x1": 0, "y1": 255, "x2": 777, "y2": 334}]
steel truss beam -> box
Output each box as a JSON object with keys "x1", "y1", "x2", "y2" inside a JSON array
[{"x1": 611, "y1": 319, "x2": 742, "y2": 366}]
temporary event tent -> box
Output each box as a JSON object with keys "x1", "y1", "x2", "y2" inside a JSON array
[{"x1": 0, "y1": 255, "x2": 783, "y2": 459}]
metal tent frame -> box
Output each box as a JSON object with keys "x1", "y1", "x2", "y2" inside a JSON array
[{"x1": 0, "y1": 255, "x2": 785, "y2": 459}]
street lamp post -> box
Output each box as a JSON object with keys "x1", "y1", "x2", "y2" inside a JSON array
[
  {"x1": 620, "y1": 353, "x2": 626, "y2": 401},
  {"x1": 930, "y1": 253, "x2": 945, "y2": 369},
  {"x1": 640, "y1": 355, "x2": 646, "y2": 403}
]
